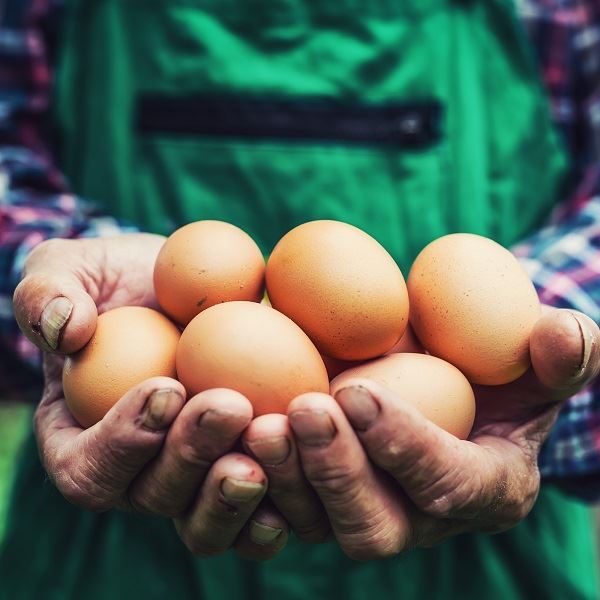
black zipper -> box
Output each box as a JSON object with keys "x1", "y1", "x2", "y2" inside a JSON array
[{"x1": 135, "y1": 96, "x2": 442, "y2": 149}]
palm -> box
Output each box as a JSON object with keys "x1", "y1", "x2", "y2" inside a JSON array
[
  {"x1": 471, "y1": 369, "x2": 566, "y2": 444},
  {"x1": 36, "y1": 233, "x2": 168, "y2": 439},
  {"x1": 76, "y1": 234, "x2": 164, "y2": 313}
]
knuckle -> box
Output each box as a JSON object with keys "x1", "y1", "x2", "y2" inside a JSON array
[
  {"x1": 306, "y1": 463, "x2": 362, "y2": 497},
  {"x1": 24, "y1": 239, "x2": 68, "y2": 273},
  {"x1": 420, "y1": 473, "x2": 482, "y2": 519},
  {"x1": 99, "y1": 428, "x2": 155, "y2": 475},
  {"x1": 489, "y1": 469, "x2": 540, "y2": 531},
  {"x1": 29, "y1": 237, "x2": 61, "y2": 257},
  {"x1": 338, "y1": 509, "x2": 406, "y2": 561},
  {"x1": 176, "y1": 443, "x2": 215, "y2": 473},
  {"x1": 342, "y1": 534, "x2": 402, "y2": 562},
  {"x1": 53, "y1": 465, "x2": 111, "y2": 512}
]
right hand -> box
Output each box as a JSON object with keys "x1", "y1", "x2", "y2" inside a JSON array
[{"x1": 13, "y1": 234, "x2": 288, "y2": 560}]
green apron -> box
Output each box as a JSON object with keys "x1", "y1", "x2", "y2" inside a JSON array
[{"x1": 1, "y1": 0, "x2": 598, "y2": 598}]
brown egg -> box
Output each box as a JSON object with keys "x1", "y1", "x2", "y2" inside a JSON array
[
  {"x1": 154, "y1": 220, "x2": 265, "y2": 325},
  {"x1": 331, "y1": 353, "x2": 475, "y2": 439},
  {"x1": 266, "y1": 220, "x2": 409, "y2": 361},
  {"x1": 177, "y1": 301, "x2": 329, "y2": 416},
  {"x1": 408, "y1": 233, "x2": 541, "y2": 385},
  {"x1": 63, "y1": 306, "x2": 180, "y2": 428}
]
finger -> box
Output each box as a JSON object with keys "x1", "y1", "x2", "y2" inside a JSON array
[
  {"x1": 235, "y1": 500, "x2": 290, "y2": 561},
  {"x1": 13, "y1": 239, "x2": 99, "y2": 353},
  {"x1": 175, "y1": 453, "x2": 267, "y2": 557},
  {"x1": 36, "y1": 375, "x2": 185, "y2": 511},
  {"x1": 128, "y1": 389, "x2": 253, "y2": 517},
  {"x1": 530, "y1": 308, "x2": 600, "y2": 397},
  {"x1": 288, "y1": 393, "x2": 410, "y2": 560},
  {"x1": 332, "y1": 379, "x2": 537, "y2": 527},
  {"x1": 243, "y1": 414, "x2": 330, "y2": 543}
]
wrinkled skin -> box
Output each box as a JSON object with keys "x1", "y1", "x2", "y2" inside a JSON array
[{"x1": 13, "y1": 234, "x2": 600, "y2": 561}]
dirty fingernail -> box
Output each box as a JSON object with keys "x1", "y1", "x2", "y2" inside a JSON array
[
  {"x1": 143, "y1": 389, "x2": 183, "y2": 430},
  {"x1": 197, "y1": 408, "x2": 249, "y2": 436},
  {"x1": 40, "y1": 297, "x2": 73, "y2": 350},
  {"x1": 289, "y1": 410, "x2": 336, "y2": 447},
  {"x1": 246, "y1": 436, "x2": 291, "y2": 465},
  {"x1": 570, "y1": 311, "x2": 594, "y2": 377},
  {"x1": 249, "y1": 520, "x2": 283, "y2": 545},
  {"x1": 221, "y1": 478, "x2": 265, "y2": 503},
  {"x1": 335, "y1": 385, "x2": 380, "y2": 430}
]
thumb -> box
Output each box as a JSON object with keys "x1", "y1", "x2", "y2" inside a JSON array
[
  {"x1": 530, "y1": 308, "x2": 600, "y2": 396},
  {"x1": 13, "y1": 239, "x2": 98, "y2": 353}
]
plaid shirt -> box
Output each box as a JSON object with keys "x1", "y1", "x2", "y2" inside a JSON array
[{"x1": 1, "y1": 0, "x2": 600, "y2": 496}]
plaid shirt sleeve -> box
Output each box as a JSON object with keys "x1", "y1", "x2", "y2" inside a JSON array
[
  {"x1": 0, "y1": 0, "x2": 132, "y2": 401},
  {"x1": 515, "y1": 0, "x2": 600, "y2": 496}
]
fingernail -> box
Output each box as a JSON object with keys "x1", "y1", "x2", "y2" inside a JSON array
[
  {"x1": 197, "y1": 408, "x2": 249, "y2": 436},
  {"x1": 221, "y1": 478, "x2": 265, "y2": 503},
  {"x1": 40, "y1": 297, "x2": 73, "y2": 350},
  {"x1": 289, "y1": 410, "x2": 336, "y2": 447},
  {"x1": 334, "y1": 385, "x2": 380, "y2": 430},
  {"x1": 570, "y1": 312, "x2": 593, "y2": 377},
  {"x1": 143, "y1": 389, "x2": 182, "y2": 430},
  {"x1": 246, "y1": 436, "x2": 291, "y2": 466},
  {"x1": 249, "y1": 520, "x2": 283, "y2": 545}
]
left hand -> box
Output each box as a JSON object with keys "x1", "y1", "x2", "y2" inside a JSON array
[{"x1": 244, "y1": 307, "x2": 600, "y2": 559}]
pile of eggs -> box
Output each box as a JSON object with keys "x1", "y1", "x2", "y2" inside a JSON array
[{"x1": 63, "y1": 220, "x2": 541, "y2": 439}]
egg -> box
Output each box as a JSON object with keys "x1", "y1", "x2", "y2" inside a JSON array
[
  {"x1": 408, "y1": 233, "x2": 541, "y2": 385},
  {"x1": 154, "y1": 220, "x2": 265, "y2": 325},
  {"x1": 177, "y1": 301, "x2": 329, "y2": 415},
  {"x1": 63, "y1": 306, "x2": 180, "y2": 428},
  {"x1": 330, "y1": 353, "x2": 475, "y2": 439},
  {"x1": 266, "y1": 220, "x2": 409, "y2": 361}
]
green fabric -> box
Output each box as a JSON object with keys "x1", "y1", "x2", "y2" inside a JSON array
[
  {"x1": 2, "y1": 0, "x2": 596, "y2": 598},
  {"x1": 56, "y1": 0, "x2": 566, "y2": 270},
  {"x1": 1, "y1": 434, "x2": 598, "y2": 599}
]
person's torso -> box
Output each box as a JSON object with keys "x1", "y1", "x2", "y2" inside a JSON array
[
  {"x1": 4, "y1": 2, "x2": 591, "y2": 599},
  {"x1": 55, "y1": 0, "x2": 566, "y2": 271}
]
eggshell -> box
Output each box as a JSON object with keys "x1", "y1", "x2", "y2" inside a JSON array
[
  {"x1": 154, "y1": 220, "x2": 265, "y2": 325},
  {"x1": 266, "y1": 220, "x2": 409, "y2": 361},
  {"x1": 177, "y1": 301, "x2": 329, "y2": 416},
  {"x1": 408, "y1": 233, "x2": 541, "y2": 385},
  {"x1": 331, "y1": 353, "x2": 475, "y2": 439},
  {"x1": 63, "y1": 306, "x2": 180, "y2": 428}
]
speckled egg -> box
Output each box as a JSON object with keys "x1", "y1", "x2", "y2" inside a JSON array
[
  {"x1": 266, "y1": 220, "x2": 409, "y2": 361},
  {"x1": 63, "y1": 306, "x2": 180, "y2": 428},
  {"x1": 408, "y1": 233, "x2": 541, "y2": 385}
]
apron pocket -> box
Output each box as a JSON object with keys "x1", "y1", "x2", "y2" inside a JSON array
[
  {"x1": 132, "y1": 94, "x2": 448, "y2": 268},
  {"x1": 135, "y1": 95, "x2": 443, "y2": 149}
]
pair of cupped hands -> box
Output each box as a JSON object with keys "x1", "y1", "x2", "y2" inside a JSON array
[{"x1": 13, "y1": 233, "x2": 600, "y2": 561}]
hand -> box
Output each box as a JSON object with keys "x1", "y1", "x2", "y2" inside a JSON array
[
  {"x1": 240, "y1": 324, "x2": 424, "y2": 542},
  {"x1": 13, "y1": 235, "x2": 288, "y2": 560},
  {"x1": 246, "y1": 307, "x2": 599, "y2": 559}
]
